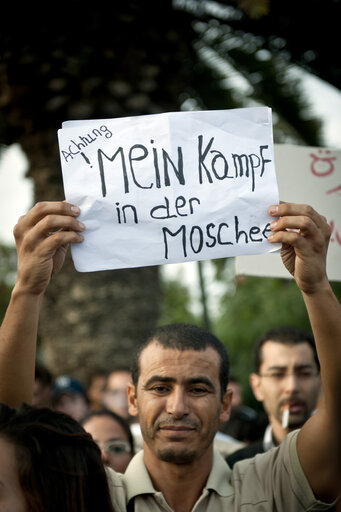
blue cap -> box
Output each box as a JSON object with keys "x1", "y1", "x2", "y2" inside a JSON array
[{"x1": 52, "y1": 375, "x2": 86, "y2": 400}]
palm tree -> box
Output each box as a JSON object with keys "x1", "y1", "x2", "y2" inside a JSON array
[
  {"x1": 0, "y1": 1, "x2": 199, "y2": 380},
  {"x1": 1, "y1": 0, "x2": 336, "y2": 380}
]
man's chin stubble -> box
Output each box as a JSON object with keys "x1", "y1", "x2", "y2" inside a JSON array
[{"x1": 156, "y1": 448, "x2": 197, "y2": 464}]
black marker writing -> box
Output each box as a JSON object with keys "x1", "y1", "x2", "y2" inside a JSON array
[
  {"x1": 97, "y1": 141, "x2": 185, "y2": 196},
  {"x1": 115, "y1": 202, "x2": 138, "y2": 224},
  {"x1": 81, "y1": 152, "x2": 92, "y2": 167},
  {"x1": 150, "y1": 195, "x2": 200, "y2": 220},
  {"x1": 61, "y1": 125, "x2": 113, "y2": 162},
  {"x1": 198, "y1": 136, "x2": 271, "y2": 192},
  {"x1": 162, "y1": 217, "x2": 271, "y2": 259}
]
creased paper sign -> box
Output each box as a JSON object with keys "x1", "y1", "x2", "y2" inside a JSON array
[{"x1": 57, "y1": 107, "x2": 279, "y2": 272}]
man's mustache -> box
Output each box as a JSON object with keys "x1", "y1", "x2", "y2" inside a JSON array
[{"x1": 155, "y1": 417, "x2": 201, "y2": 430}]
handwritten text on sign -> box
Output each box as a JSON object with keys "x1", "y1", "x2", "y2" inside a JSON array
[{"x1": 58, "y1": 107, "x2": 279, "y2": 272}]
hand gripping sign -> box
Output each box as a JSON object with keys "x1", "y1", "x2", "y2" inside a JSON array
[{"x1": 58, "y1": 107, "x2": 280, "y2": 272}]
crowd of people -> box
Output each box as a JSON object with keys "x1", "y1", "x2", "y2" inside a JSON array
[
  {"x1": 0, "y1": 199, "x2": 340, "y2": 511},
  {"x1": 32, "y1": 362, "x2": 247, "y2": 469}
]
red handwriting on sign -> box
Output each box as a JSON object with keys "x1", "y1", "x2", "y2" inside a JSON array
[
  {"x1": 326, "y1": 184, "x2": 341, "y2": 195},
  {"x1": 310, "y1": 149, "x2": 336, "y2": 177},
  {"x1": 330, "y1": 220, "x2": 341, "y2": 246},
  {"x1": 309, "y1": 150, "x2": 341, "y2": 195}
]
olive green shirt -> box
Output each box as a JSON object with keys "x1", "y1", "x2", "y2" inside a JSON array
[{"x1": 106, "y1": 430, "x2": 334, "y2": 511}]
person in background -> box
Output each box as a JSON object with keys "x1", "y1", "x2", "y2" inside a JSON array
[
  {"x1": 226, "y1": 326, "x2": 321, "y2": 468},
  {"x1": 85, "y1": 369, "x2": 107, "y2": 410},
  {"x1": 32, "y1": 361, "x2": 54, "y2": 408},
  {"x1": 0, "y1": 402, "x2": 116, "y2": 512},
  {"x1": 102, "y1": 368, "x2": 134, "y2": 423},
  {"x1": 102, "y1": 367, "x2": 146, "y2": 452},
  {"x1": 51, "y1": 375, "x2": 90, "y2": 422},
  {"x1": 219, "y1": 374, "x2": 267, "y2": 444},
  {"x1": 81, "y1": 409, "x2": 135, "y2": 473}
]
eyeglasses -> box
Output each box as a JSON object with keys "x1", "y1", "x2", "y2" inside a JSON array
[
  {"x1": 99, "y1": 440, "x2": 132, "y2": 455},
  {"x1": 259, "y1": 369, "x2": 319, "y2": 382}
]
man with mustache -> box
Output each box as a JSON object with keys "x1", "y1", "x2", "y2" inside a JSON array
[
  {"x1": 0, "y1": 200, "x2": 340, "y2": 511},
  {"x1": 226, "y1": 326, "x2": 321, "y2": 468}
]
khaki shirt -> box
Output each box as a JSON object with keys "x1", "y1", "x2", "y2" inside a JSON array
[{"x1": 106, "y1": 430, "x2": 333, "y2": 511}]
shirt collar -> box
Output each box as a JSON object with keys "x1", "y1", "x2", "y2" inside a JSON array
[
  {"x1": 123, "y1": 450, "x2": 155, "y2": 501},
  {"x1": 123, "y1": 448, "x2": 234, "y2": 502},
  {"x1": 205, "y1": 448, "x2": 234, "y2": 497}
]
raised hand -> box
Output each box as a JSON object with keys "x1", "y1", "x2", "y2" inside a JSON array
[
  {"x1": 13, "y1": 201, "x2": 84, "y2": 296},
  {"x1": 267, "y1": 203, "x2": 331, "y2": 295}
]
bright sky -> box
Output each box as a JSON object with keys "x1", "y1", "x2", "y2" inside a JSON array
[{"x1": 0, "y1": 144, "x2": 33, "y2": 245}]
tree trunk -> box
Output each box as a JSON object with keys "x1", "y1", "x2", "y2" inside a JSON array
[{"x1": 22, "y1": 130, "x2": 161, "y2": 382}]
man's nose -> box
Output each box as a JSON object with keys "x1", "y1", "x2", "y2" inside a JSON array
[
  {"x1": 283, "y1": 372, "x2": 300, "y2": 393},
  {"x1": 166, "y1": 387, "x2": 189, "y2": 417}
]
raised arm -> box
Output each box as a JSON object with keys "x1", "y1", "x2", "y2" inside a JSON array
[
  {"x1": 0, "y1": 201, "x2": 84, "y2": 406},
  {"x1": 268, "y1": 202, "x2": 341, "y2": 502}
]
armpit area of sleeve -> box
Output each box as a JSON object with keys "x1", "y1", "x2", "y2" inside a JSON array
[
  {"x1": 286, "y1": 430, "x2": 338, "y2": 511},
  {"x1": 105, "y1": 467, "x2": 127, "y2": 512}
]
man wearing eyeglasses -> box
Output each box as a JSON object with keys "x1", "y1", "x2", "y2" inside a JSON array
[{"x1": 226, "y1": 326, "x2": 322, "y2": 468}]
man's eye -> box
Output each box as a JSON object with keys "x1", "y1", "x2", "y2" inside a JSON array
[
  {"x1": 298, "y1": 370, "x2": 315, "y2": 378},
  {"x1": 270, "y1": 373, "x2": 285, "y2": 379},
  {"x1": 151, "y1": 386, "x2": 169, "y2": 393},
  {"x1": 190, "y1": 387, "x2": 207, "y2": 394}
]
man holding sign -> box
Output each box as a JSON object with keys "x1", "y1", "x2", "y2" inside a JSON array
[{"x1": 0, "y1": 199, "x2": 340, "y2": 511}]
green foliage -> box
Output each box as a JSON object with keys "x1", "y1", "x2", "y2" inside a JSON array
[{"x1": 158, "y1": 276, "x2": 201, "y2": 326}]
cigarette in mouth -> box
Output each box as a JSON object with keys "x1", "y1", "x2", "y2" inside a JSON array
[{"x1": 282, "y1": 404, "x2": 290, "y2": 429}]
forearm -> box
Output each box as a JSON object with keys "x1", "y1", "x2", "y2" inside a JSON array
[
  {"x1": 268, "y1": 203, "x2": 341, "y2": 499},
  {"x1": 302, "y1": 279, "x2": 341, "y2": 406},
  {"x1": 297, "y1": 279, "x2": 341, "y2": 500},
  {"x1": 0, "y1": 285, "x2": 42, "y2": 406},
  {"x1": 0, "y1": 202, "x2": 84, "y2": 407}
]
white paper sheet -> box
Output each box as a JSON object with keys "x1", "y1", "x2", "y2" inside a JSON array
[{"x1": 58, "y1": 107, "x2": 280, "y2": 272}]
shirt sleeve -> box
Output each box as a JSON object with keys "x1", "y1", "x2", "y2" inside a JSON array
[
  {"x1": 105, "y1": 467, "x2": 127, "y2": 512},
  {"x1": 232, "y1": 430, "x2": 336, "y2": 511}
]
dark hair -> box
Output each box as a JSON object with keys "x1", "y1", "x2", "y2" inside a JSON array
[
  {"x1": 253, "y1": 326, "x2": 320, "y2": 374},
  {"x1": 35, "y1": 362, "x2": 53, "y2": 387},
  {"x1": 81, "y1": 409, "x2": 135, "y2": 454},
  {"x1": 85, "y1": 369, "x2": 107, "y2": 389},
  {"x1": 107, "y1": 366, "x2": 132, "y2": 375},
  {"x1": 0, "y1": 403, "x2": 114, "y2": 512},
  {"x1": 131, "y1": 323, "x2": 230, "y2": 401}
]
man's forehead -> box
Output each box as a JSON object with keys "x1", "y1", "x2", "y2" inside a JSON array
[
  {"x1": 138, "y1": 341, "x2": 220, "y2": 376},
  {"x1": 260, "y1": 340, "x2": 316, "y2": 367},
  {"x1": 107, "y1": 371, "x2": 132, "y2": 388}
]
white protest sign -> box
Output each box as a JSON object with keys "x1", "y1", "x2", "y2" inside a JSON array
[
  {"x1": 235, "y1": 144, "x2": 341, "y2": 281},
  {"x1": 58, "y1": 107, "x2": 279, "y2": 272}
]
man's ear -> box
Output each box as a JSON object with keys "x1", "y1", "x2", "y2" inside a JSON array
[
  {"x1": 249, "y1": 373, "x2": 264, "y2": 402},
  {"x1": 127, "y1": 382, "x2": 139, "y2": 417},
  {"x1": 219, "y1": 388, "x2": 233, "y2": 423}
]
